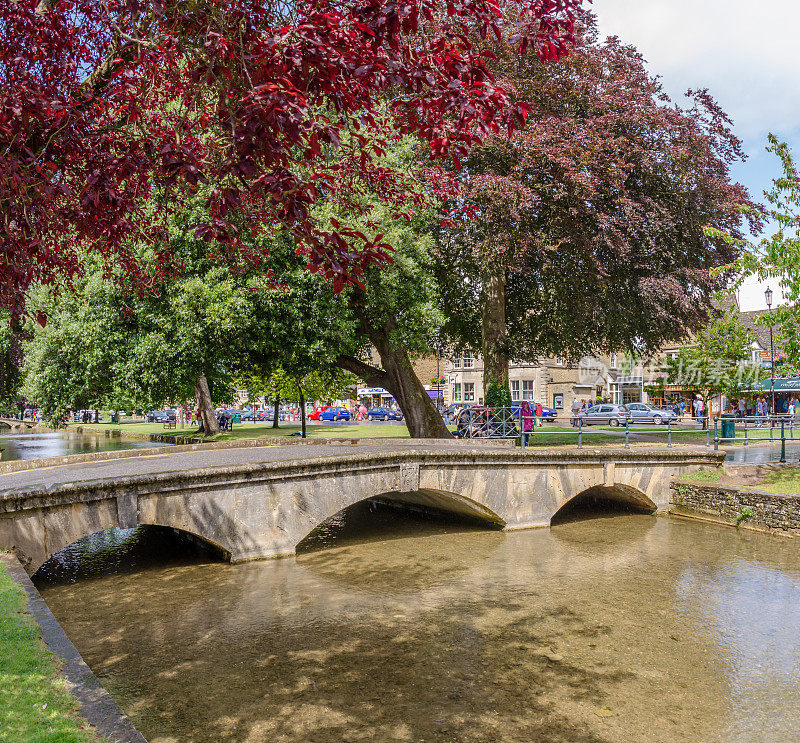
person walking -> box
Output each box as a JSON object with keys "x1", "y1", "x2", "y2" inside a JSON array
[
  {"x1": 737, "y1": 398, "x2": 745, "y2": 420},
  {"x1": 570, "y1": 397, "x2": 582, "y2": 427},
  {"x1": 520, "y1": 401, "x2": 534, "y2": 445},
  {"x1": 534, "y1": 401, "x2": 543, "y2": 428}
]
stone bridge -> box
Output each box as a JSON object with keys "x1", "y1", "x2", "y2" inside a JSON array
[{"x1": 0, "y1": 447, "x2": 724, "y2": 574}]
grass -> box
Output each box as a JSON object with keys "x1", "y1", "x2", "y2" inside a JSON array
[
  {"x1": 0, "y1": 559, "x2": 105, "y2": 743},
  {"x1": 679, "y1": 468, "x2": 725, "y2": 483},
  {"x1": 67, "y1": 421, "x2": 414, "y2": 441},
  {"x1": 760, "y1": 466, "x2": 800, "y2": 496},
  {"x1": 66, "y1": 420, "x2": 643, "y2": 446}
]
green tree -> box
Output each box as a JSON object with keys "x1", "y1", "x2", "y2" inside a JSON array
[
  {"x1": 437, "y1": 17, "x2": 758, "y2": 392},
  {"x1": 655, "y1": 303, "x2": 759, "y2": 427},
  {"x1": 315, "y1": 139, "x2": 452, "y2": 438},
  {"x1": 732, "y1": 136, "x2": 800, "y2": 367},
  {"x1": 0, "y1": 313, "x2": 25, "y2": 415}
]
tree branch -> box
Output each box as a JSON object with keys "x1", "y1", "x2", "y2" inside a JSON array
[{"x1": 335, "y1": 355, "x2": 388, "y2": 389}]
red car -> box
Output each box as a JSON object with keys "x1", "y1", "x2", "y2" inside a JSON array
[{"x1": 308, "y1": 405, "x2": 331, "y2": 420}]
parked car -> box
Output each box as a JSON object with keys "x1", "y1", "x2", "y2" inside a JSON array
[
  {"x1": 625, "y1": 402, "x2": 678, "y2": 425},
  {"x1": 367, "y1": 406, "x2": 403, "y2": 421},
  {"x1": 577, "y1": 404, "x2": 633, "y2": 426},
  {"x1": 308, "y1": 405, "x2": 331, "y2": 420},
  {"x1": 319, "y1": 406, "x2": 351, "y2": 421},
  {"x1": 146, "y1": 410, "x2": 174, "y2": 423},
  {"x1": 241, "y1": 409, "x2": 272, "y2": 421},
  {"x1": 511, "y1": 401, "x2": 557, "y2": 422}
]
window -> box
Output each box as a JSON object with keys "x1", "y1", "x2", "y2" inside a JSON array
[
  {"x1": 462, "y1": 355, "x2": 474, "y2": 369},
  {"x1": 666, "y1": 351, "x2": 679, "y2": 361},
  {"x1": 555, "y1": 356, "x2": 564, "y2": 366},
  {"x1": 453, "y1": 383, "x2": 462, "y2": 402},
  {"x1": 451, "y1": 358, "x2": 461, "y2": 370},
  {"x1": 522, "y1": 380, "x2": 535, "y2": 400},
  {"x1": 510, "y1": 380, "x2": 520, "y2": 399},
  {"x1": 610, "y1": 353, "x2": 617, "y2": 369},
  {"x1": 464, "y1": 382, "x2": 475, "y2": 401}
]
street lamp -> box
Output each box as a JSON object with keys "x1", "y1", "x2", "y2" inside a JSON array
[{"x1": 765, "y1": 286, "x2": 776, "y2": 416}]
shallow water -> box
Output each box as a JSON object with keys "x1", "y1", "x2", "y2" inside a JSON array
[
  {"x1": 0, "y1": 431, "x2": 167, "y2": 461},
  {"x1": 724, "y1": 441, "x2": 800, "y2": 463},
  {"x1": 35, "y1": 511, "x2": 800, "y2": 743}
]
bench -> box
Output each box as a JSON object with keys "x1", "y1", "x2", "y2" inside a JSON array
[{"x1": 163, "y1": 420, "x2": 177, "y2": 429}]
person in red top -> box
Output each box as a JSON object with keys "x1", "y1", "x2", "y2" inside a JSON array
[
  {"x1": 534, "y1": 402, "x2": 543, "y2": 427},
  {"x1": 520, "y1": 401, "x2": 534, "y2": 445}
]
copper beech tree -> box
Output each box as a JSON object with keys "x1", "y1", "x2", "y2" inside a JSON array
[
  {"x1": 1, "y1": 0, "x2": 582, "y2": 318},
  {"x1": 437, "y1": 16, "x2": 761, "y2": 393}
]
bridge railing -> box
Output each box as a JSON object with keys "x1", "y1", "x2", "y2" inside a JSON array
[{"x1": 450, "y1": 407, "x2": 800, "y2": 454}]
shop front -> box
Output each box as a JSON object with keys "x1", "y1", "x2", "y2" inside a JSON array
[
  {"x1": 748, "y1": 378, "x2": 800, "y2": 412},
  {"x1": 357, "y1": 387, "x2": 396, "y2": 408}
]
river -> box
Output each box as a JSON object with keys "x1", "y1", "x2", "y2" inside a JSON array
[
  {"x1": 0, "y1": 431, "x2": 168, "y2": 461},
  {"x1": 34, "y1": 506, "x2": 800, "y2": 743}
]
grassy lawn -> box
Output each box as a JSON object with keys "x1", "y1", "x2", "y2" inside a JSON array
[
  {"x1": 761, "y1": 467, "x2": 800, "y2": 495},
  {"x1": 67, "y1": 421, "x2": 414, "y2": 440},
  {"x1": 65, "y1": 420, "x2": 642, "y2": 446},
  {"x1": 678, "y1": 468, "x2": 725, "y2": 483},
  {"x1": 0, "y1": 559, "x2": 105, "y2": 743}
]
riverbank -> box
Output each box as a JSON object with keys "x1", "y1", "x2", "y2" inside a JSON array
[
  {"x1": 0, "y1": 556, "x2": 107, "y2": 743},
  {"x1": 671, "y1": 465, "x2": 800, "y2": 535}
]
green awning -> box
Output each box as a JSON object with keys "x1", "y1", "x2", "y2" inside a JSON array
[{"x1": 752, "y1": 378, "x2": 800, "y2": 392}]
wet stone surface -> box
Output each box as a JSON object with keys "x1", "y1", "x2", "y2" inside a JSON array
[{"x1": 34, "y1": 509, "x2": 800, "y2": 743}]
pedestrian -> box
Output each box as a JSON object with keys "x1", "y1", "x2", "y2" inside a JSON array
[
  {"x1": 520, "y1": 401, "x2": 534, "y2": 445},
  {"x1": 737, "y1": 397, "x2": 745, "y2": 420},
  {"x1": 535, "y1": 401, "x2": 543, "y2": 428},
  {"x1": 570, "y1": 396, "x2": 582, "y2": 427}
]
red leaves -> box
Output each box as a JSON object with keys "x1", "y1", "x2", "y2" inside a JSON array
[{"x1": 0, "y1": 0, "x2": 582, "y2": 313}]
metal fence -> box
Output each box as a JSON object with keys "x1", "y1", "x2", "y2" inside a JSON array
[{"x1": 450, "y1": 406, "x2": 800, "y2": 457}]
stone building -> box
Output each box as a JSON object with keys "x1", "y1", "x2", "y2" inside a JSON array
[{"x1": 446, "y1": 352, "x2": 623, "y2": 415}]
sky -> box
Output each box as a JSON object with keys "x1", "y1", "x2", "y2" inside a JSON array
[{"x1": 593, "y1": 0, "x2": 800, "y2": 311}]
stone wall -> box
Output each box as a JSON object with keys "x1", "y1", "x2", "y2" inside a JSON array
[{"x1": 670, "y1": 482, "x2": 800, "y2": 534}]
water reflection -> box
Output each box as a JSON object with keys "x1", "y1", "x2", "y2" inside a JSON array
[
  {"x1": 0, "y1": 431, "x2": 167, "y2": 461},
  {"x1": 35, "y1": 515, "x2": 800, "y2": 743}
]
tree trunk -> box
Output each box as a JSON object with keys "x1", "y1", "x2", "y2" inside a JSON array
[
  {"x1": 272, "y1": 398, "x2": 280, "y2": 428},
  {"x1": 298, "y1": 383, "x2": 307, "y2": 439},
  {"x1": 482, "y1": 264, "x2": 509, "y2": 392},
  {"x1": 337, "y1": 291, "x2": 451, "y2": 439},
  {"x1": 195, "y1": 374, "x2": 220, "y2": 436}
]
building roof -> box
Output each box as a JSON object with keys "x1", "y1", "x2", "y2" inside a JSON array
[{"x1": 739, "y1": 309, "x2": 773, "y2": 350}]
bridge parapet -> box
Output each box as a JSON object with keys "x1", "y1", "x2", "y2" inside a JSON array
[{"x1": 0, "y1": 447, "x2": 725, "y2": 574}]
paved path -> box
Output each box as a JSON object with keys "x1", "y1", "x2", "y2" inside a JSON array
[
  {"x1": 0, "y1": 440, "x2": 515, "y2": 493},
  {"x1": 0, "y1": 443, "x2": 408, "y2": 493}
]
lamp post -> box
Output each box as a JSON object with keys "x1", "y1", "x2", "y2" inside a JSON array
[{"x1": 765, "y1": 286, "x2": 776, "y2": 417}]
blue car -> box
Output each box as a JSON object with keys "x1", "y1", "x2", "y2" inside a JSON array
[
  {"x1": 367, "y1": 406, "x2": 403, "y2": 421},
  {"x1": 511, "y1": 401, "x2": 558, "y2": 422},
  {"x1": 319, "y1": 406, "x2": 351, "y2": 421}
]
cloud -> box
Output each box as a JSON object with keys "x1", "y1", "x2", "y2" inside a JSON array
[{"x1": 594, "y1": 0, "x2": 800, "y2": 140}]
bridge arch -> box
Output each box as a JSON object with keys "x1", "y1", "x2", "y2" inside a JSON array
[
  {"x1": 550, "y1": 484, "x2": 657, "y2": 524},
  {"x1": 296, "y1": 488, "x2": 506, "y2": 552},
  {"x1": 30, "y1": 523, "x2": 229, "y2": 582}
]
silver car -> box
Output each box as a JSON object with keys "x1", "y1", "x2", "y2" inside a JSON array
[
  {"x1": 577, "y1": 404, "x2": 633, "y2": 426},
  {"x1": 625, "y1": 402, "x2": 677, "y2": 425}
]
